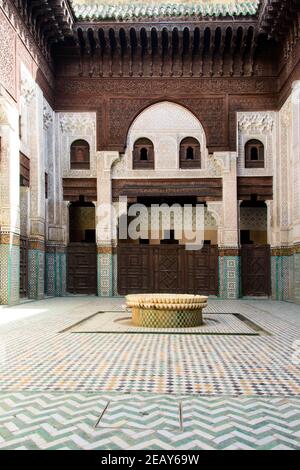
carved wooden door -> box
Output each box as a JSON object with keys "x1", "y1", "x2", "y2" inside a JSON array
[
  {"x1": 241, "y1": 245, "x2": 271, "y2": 297},
  {"x1": 118, "y1": 245, "x2": 153, "y2": 294},
  {"x1": 67, "y1": 243, "x2": 97, "y2": 294},
  {"x1": 186, "y1": 245, "x2": 218, "y2": 296},
  {"x1": 153, "y1": 246, "x2": 184, "y2": 293},
  {"x1": 20, "y1": 236, "x2": 28, "y2": 298},
  {"x1": 117, "y1": 245, "x2": 218, "y2": 295}
]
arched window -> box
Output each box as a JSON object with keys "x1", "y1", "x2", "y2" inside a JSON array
[
  {"x1": 140, "y1": 147, "x2": 148, "y2": 161},
  {"x1": 133, "y1": 138, "x2": 154, "y2": 169},
  {"x1": 245, "y1": 140, "x2": 264, "y2": 169},
  {"x1": 70, "y1": 140, "x2": 90, "y2": 170},
  {"x1": 180, "y1": 137, "x2": 201, "y2": 169}
]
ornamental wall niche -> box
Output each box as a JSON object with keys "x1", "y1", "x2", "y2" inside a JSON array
[
  {"x1": 237, "y1": 111, "x2": 276, "y2": 177},
  {"x1": 57, "y1": 112, "x2": 97, "y2": 178},
  {"x1": 112, "y1": 101, "x2": 222, "y2": 179}
]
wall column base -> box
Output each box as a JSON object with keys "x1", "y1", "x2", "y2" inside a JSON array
[
  {"x1": 0, "y1": 232, "x2": 20, "y2": 305},
  {"x1": 28, "y1": 239, "x2": 45, "y2": 300},
  {"x1": 97, "y1": 246, "x2": 115, "y2": 297},
  {"x1": 218, "y1": 249, "x2": 240, "y2": 299},
  {"x1": 45, "y1": 245, "x2": 66, "y2": 297}
]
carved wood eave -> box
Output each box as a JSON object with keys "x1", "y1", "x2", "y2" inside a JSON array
[
  {"x1": 258, "y1": 0, "x2": 299, "y2": 36},
  {"x1": 258, "y1": 0, "x2": 300, "y2": 63},
  {"x1": 57, "y1": 20, "x2": 274, "y2": 79},
  {"x1": 9, "y1": 0, "x2": 74, "y2": 60}
]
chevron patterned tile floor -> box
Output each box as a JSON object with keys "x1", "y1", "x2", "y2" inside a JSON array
[
  {"x1": 0, "y1": 392, "x2": 299, "y2": 450},
  {"x1": 0, "y1": 298, "x2": 299, "y2": 449}
]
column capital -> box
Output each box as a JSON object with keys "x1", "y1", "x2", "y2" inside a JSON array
[
  {"x1": 96, "y1": 151, "x2": 120, "y2": 171},
  {"x1": 0, "y1": 94, "x2": 18, "y2": 131}
]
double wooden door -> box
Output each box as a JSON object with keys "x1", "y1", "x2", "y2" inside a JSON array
[
  {"x1": 118, "y1": 244, "x2": 218, "y2": 296},
  {"x1": 67, "y1": 243, "x2": 97, "y2": 294},
  {"x1": 241, "y1": 245, "x2": 271, "y2": 297}
]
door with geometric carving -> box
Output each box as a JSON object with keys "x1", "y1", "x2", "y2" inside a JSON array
[
  {"x1": 117, "y1": 244, "x2": 218, "y2": 295},
  {"x1": 67, "y1": 244, "x2": 97, "y2": 295},
  {"x1": 241, "y1": 245, "x2": 271, "y2": 297},
  {"x1": 153, "y1": 246, "x2": 184, "y2": 293}
]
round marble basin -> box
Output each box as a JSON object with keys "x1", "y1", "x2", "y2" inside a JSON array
[{"x1": 125, "y1": 294, "x2": 208, "y2": 328}]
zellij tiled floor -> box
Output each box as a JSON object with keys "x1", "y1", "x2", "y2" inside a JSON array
[{"x1": 0, "y1": 297, "x2": 299, "y2": 450}]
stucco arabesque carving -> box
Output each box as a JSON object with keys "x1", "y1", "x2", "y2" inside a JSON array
[
  {"x1": 60, "y1": 114, "x2": 96, "y2": 134},
  {"x1": 213, "y1": 152, "x2": 234, "y2": 174},
  {"x1": 281, "y1": 100, "x2": 292, "y2": 128},
  {"x1": 20, "y1": 76, "x2": 36, "y2": 104},
  {"x1": 0, "y1": 94, "x2": 17, "y2": 130},
  {"x1": 43, "y1": 102, "x2": 53, "y2": 130},
  {"x1": 238, "y1": 113, "x2": 274, "y2": 134},
  {"x1": 206, "y1": 202, "x2": 223, "y2": 228}
]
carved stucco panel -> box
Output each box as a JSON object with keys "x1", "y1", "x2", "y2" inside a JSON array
[
  {"x1": 0, "y1": 8, "x2": 16, "y2": 99},
  {"x1": 58, "y1": 112, "x2": 97, "y2": 178},
  {"x1": 237, "y1": 111, "x2": 276, "y2": 177}
]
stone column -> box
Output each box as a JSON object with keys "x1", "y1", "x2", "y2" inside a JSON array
[
  {"x1": 214, "y1": 152, "x2": 240, "y2": 299},
  {"x1": 96, "y1": 151, "x2": 119, "y2": 297},
  {"x1": 0, "y1": 91, "x2": 20, "y2": 305},
  {"x1": 271, "y1": 91, "x2": 293, "y2": 301},
  {"x1": 44, "y1": 101, "x2": 66, "y2": 297},
  {"x1": 27, "y1": 86, "x2": 45, "y2": 300},
  {"x1": 290, "y1": 81, "x2": 300, "y2": 303}
]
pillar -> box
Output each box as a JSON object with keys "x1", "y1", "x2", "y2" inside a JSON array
[
  {"x1": 26, "y1": 85, "x2": 46, "y2": 300},
  {"x1": 0, "y1": 91, "x2": 20, "y2": 305},
  {"x1": 96, "y1": 151, "x2": 119, "y2": 297},
  {"x1": 44, "y1": 100, "x2": 66, "y2": 297},
  {"x1": 214, "y1": 152, "x2": 240, "y2": 299}
]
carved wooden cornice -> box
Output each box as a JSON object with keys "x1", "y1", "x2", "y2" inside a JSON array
[
  {"x1": 70, "y1": 23, "x2": 261, "y2": 78},
  {"x1": 8, "y1": 0, "x2": 74, "y2": 57}
]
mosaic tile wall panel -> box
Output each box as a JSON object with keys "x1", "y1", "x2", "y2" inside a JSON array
[
  {"x1": 28, "y1": 250, "x2": 45, "y2": 300},
  {"x1": 97, "y1": 253, "x2": 113, "y2": 297},
  {"x1": 45, "y1": 252, "x2": 66, "y2": 297},
  {"x1": 112, "y1": 252, "x2": 118, "y2": 296},
  {"x1": 218, "y1": 256, "x2": 240, "y2": 299},
  {"x1": 271, "y1": 256, "x2": 290, "y2": 301},
  {"x1": 293, "y1": 252, "x2": 300, "y2": 303},
  {"x1": 0, "y1": 244, "x2": 19, "y2": 305}
]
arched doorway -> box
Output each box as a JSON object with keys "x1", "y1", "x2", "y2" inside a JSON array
[
  {"x1": 240, "y1": 200, "x2": 271, "y2": 297},
  {"x1": 67, "y1": 200, "x2": 97, "y2": 294}
]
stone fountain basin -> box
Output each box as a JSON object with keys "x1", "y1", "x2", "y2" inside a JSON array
[{"x1": 125, "y1": 294, "x2": 208, "y2": 328}]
